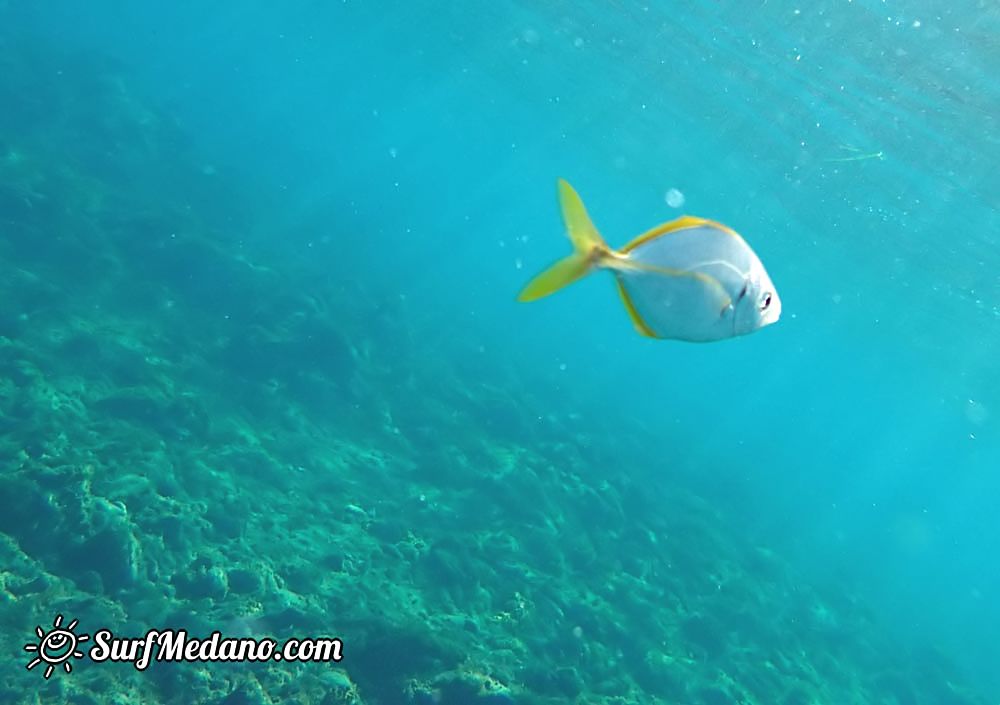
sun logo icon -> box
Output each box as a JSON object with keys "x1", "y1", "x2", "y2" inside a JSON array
[{"x1": 24, "y1": 614, "x2": 89, "y2": 679}]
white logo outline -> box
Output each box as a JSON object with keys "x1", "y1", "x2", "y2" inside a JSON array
[{"x1": 24, "y1": 614, "x2": 90, "y2": 679}]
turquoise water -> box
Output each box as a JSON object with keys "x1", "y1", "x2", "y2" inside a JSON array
[{"x1": 1, "y1": 1, "x2": 998, "y2": 703}]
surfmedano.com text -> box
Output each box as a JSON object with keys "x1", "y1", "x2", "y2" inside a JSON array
[{"x1": 89, "y1": 628, "x2": 344, "y2": 671}]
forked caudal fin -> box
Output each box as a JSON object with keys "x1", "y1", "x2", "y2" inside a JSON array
[{"x1": 516, "y1": 179, "x2": 612, "y2": 302}]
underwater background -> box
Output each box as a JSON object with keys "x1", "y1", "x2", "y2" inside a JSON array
[{"x1": 2, "y1": 1, "x2": 998, "y2": 703}]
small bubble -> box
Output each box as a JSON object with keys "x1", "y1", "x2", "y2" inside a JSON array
[
  {"x1": 664, "y1": 188, "x2": 685, "y2": 208},
  {"x1": 912, "y1": 19, "x2": 921, "y2": 28},
  {"x1": 558, "y1": 363, "x2": 567, "y2": 371},
  {"x1": 573, "y1": 37, "x2": 584, "y2": 48},
  {"x1": 522, "y1": 28, "x2": 540, "y2": 44},
  {"x1": 965, "y1": 399, "x2": 988, "y2": 426},
  {"x1": 389, "y1": 147, "x2": 398, "y2": 158},
  {"x1": 572, "y1": 626, "x2": 584, "y2": 639}
]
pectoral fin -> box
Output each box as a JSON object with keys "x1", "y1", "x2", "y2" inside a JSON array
[{"x1": 614, "y1": 259, "x2": 733, "y2": 314}]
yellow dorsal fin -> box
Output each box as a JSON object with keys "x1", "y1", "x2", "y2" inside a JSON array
[
  {"x1": 517, "y1": 179, "x2": 613, "y2": 302},
  {"x1": 621, "y1": 215, "x2": 740, "y2": 253}
]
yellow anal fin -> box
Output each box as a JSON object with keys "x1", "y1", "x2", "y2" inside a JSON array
[{"x1": 616, "y1": 278, "x2": 659, "y2": 338}]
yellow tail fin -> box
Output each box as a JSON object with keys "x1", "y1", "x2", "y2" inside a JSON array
[{"x1": 517, "y1": 179, "x2": 611, "y2": 302}]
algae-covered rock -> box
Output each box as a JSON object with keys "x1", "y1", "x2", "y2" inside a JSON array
[
  {"x1": 679, "y1": 613, "x2": 729, "y2": 661},
  {"x1": 318, "y1": 669, "x2": 363, "y2": 705},
  {"x1": 173, "y1": 564, "x2": 229, "y2": 601},
  {"x1": 227, "y1": 567, "x2": 264, "y2": 596},
  {"x1": 216, "y1": 675, "x2": 271, "y2": 705},
  {"x1": 408, "y1": 669, "x2": 515, "y2": 705}
]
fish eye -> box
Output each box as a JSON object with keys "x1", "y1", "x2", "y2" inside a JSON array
[{"x1": 760, "y1": 292, "x2": 773, "y2": 311}]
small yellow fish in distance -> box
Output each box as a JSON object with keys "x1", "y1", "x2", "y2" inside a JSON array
[{"x1": 517, "y1": 179, "x2": 782, "y2": 342}]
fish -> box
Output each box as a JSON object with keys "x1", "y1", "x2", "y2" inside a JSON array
[{"x1": 517, "y1": 179, "x2": 781, "y2": 342}]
